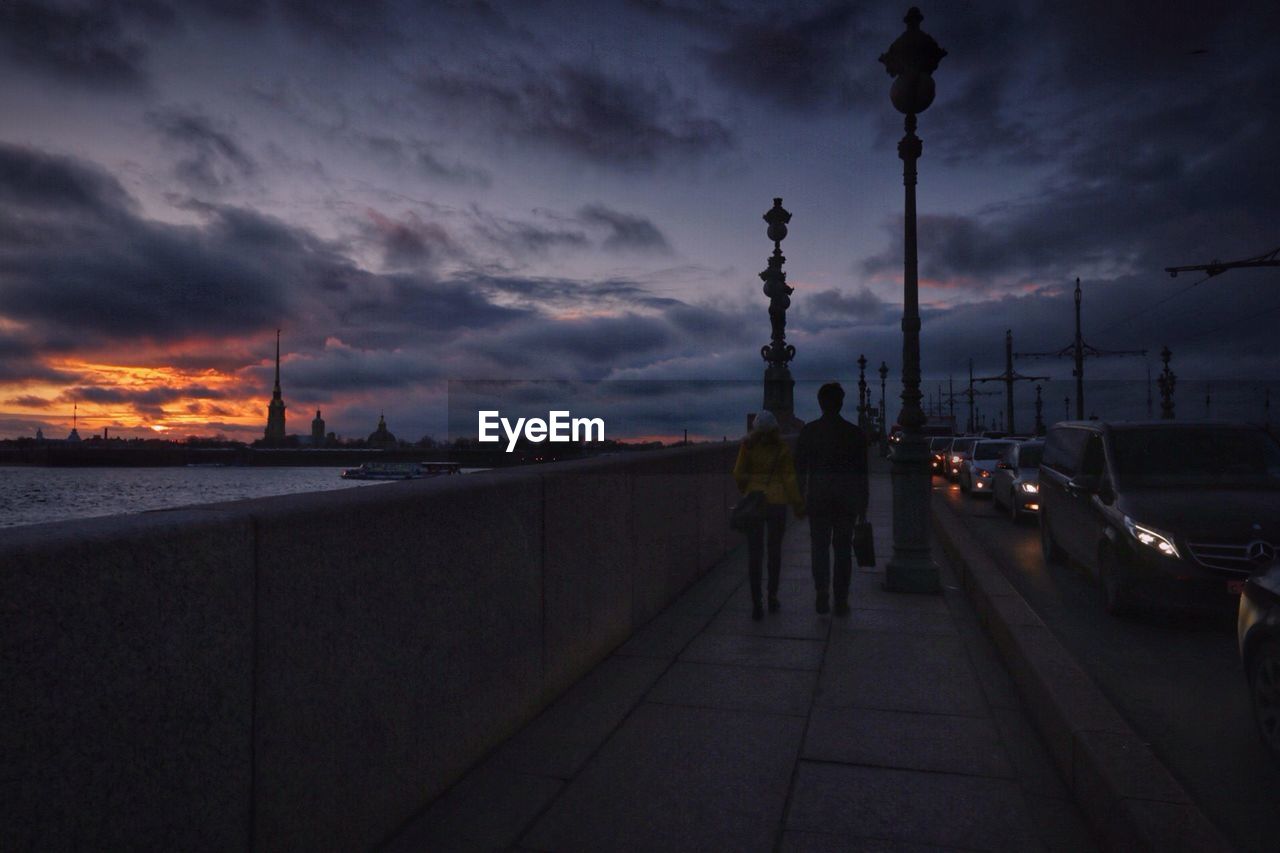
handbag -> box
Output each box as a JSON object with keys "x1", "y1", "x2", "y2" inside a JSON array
[
  {"x1": 729, "y1": 491, "x2": 766, "y2": 531},
  {"x1": 730, "y1": 448, "x2": 782, "y2": 532},
  {"x1": 854, "y1": 520, "x2": 876, "y2": 567}
]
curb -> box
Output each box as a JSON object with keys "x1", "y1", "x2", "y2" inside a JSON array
[{"x1": 930, "y1": 493, "x2": 1234, "y2": 853}]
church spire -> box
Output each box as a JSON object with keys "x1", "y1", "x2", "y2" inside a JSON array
[{"x1": 264, "y1": 328, "x2": 287, "y2": 446}]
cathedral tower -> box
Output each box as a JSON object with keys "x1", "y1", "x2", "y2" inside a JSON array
[{"x1": 264, "y1": 329, "x2": 287, "y2": 446}]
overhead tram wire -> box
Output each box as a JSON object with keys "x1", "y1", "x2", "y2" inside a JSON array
[{"x1": 1092, "y1": 271, "x2": 1215, "y2": 342}]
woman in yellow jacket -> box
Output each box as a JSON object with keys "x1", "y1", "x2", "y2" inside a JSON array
[{"x1": 733, "y1": 411, "x2": 805, "y2": 620}]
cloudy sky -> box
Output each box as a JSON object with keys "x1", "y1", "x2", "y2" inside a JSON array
[{"x1": 1, "y1": 0, "x2": 1277, "y2": 442}]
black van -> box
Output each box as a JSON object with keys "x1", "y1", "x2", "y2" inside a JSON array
[{"x1": 1039, "y1": 421, "x2": 1280, "y2": 615}]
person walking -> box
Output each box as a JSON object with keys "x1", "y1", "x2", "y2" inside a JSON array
[
  {"x1": 732, "y1": 411, "x2": 805, "y2": 620},
  {"x1": 795, "y1": 383, "x2": 869, "y2": 615}
]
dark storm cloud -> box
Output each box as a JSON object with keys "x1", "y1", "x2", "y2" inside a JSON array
[
  {"x1": 626, "y1": 0, "x2": 743, "y2": 31},
  {"x1": 197, "y1": 0, "x2": 264, "y2": 23},
  {"x1": 474, "y1": 312, "x2": 675, "y2": 367},
  {"x1": 147, "y1": 107, "x2": 258, "y2": 192},
  {"x1": 327, "y1": 274, "x2": 529, "y2": 353},
  {"x1": 0, "y1": 141, "x2": 134, "y2": 217},
  {"x1": 470, "y1": 210, "x2": 589, "y2": 257},
  {"x1": 415, "y1": 61, "x2": 733, "y2": 168},
  {"x1": 578, "y1": 204, "x2": 671, "y2": 254},
  {"x1": 0, "y1": 143, "x2": 327, "y2": 343},
  {"x1": 350, "y1": 133, "x2": 492, "y2": 187},
  {"x1": 5, "y1": 395, "x2": 55, "y2": 408},
  {"x1": 58, "y1": 385, "x2": 227, "y2": 406},
  {"x1": 465, "y1": 272, "x2": 676, "y2": 314},
  {"x1": 0, "y1": 0, "x2": 163, "y2": 89},
  {"x1": 804, "y1": 287, "x2": 888, "y2": 323},
  {"x1": 274, "y1": 344, "x2": 446, "y2": 394},
  {"x1": 862, "y1": 214, "x2": 1033, "y2": 287},
  {"x1": 360, "y1": 209, "x2": 459, "y2": 270},
  {"x1": 702, "y1": 3, "x2": 877, "y2": 112},
  {"x1": 276, "y1": 0, "x2": 399, "y2": 49}
]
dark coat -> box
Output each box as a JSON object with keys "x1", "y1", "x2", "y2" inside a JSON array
[{"x1": 795, "y1": 412, "x2": 869, "y2": 519}]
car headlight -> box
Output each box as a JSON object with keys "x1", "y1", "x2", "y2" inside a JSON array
[
  {"x1": 951, "y1": 455, "x2": 961, "y2": 463},
  {"x1": 1123, "y1": 516, "x2": 1180, "y2": 558},
  {"x1": 978, "y1": 469, "x2": 991, "y2": 478},
  {"x1": 1020, "y1": 482, "x2": 1039, "y2": 493}
]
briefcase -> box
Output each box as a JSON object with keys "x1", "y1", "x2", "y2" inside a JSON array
[{"x1": 854, "y1": 521, "x2": 875, "y2": 567}]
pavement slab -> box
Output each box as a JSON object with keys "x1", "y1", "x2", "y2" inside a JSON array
[
  {"x1": 803, "y1": 706, "x2": 1015, "y2": 779},
  {"x1": 815, "y1": 630, "x2": 990, "y2": 717},
  {"x1": 648, "y1": 660, "x2": 818, "y2": 716},
  {"x1": 785, "y1": 762, "x2": 1041, "y2": 850},
  {"x1": 521, "y1": 702, "x2": 804, "y2": 852},
  {"x1": 681, "y1": 631, "x2": 826, "y2": 671},
  {"x1": 390, "y1": 457, "x2": 1098, "y2": 852},
  {"x1": 489, "y1": 653, "x2": 671, "y2": 779}
]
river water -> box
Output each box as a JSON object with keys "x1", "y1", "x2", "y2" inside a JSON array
[{"x1": 0, "y1": 467, "x2": 393, "y2": 530}]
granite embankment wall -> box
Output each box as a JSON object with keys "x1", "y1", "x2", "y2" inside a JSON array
[{"x1": 1, "y1": 443, "x2": 740, "y2": 852}]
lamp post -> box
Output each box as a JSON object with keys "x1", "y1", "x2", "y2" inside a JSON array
[
  {"x1": 1034, "y1": 384, "x2": 1044, "y2": 435},
  {"x1": 880, "y1": 6, "x2": 945, "y2": 593},
  {"x1": 879, "y1": 361, "x2": 889, "y2": 447},
  {"x1": 759, "y1": 198, "x2": 799, "y2": 430},
  {"x1": 857, "y1": 354, "x2": 869, "y2": 433},
  {"x1": 1064, "y1": 396, "x2": 1070, "y2": 421},
  {"x1": 1158, "y1": 345, "x2": 1176, "y2": 419}
]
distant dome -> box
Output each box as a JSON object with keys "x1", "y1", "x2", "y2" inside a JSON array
[{"x1": 367, "y1": 413, "x2": 397, "y2": 448}]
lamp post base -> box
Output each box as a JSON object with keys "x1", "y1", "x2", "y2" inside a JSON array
[{"x1": 885, "y1": 431, "x2": 940, "y2": 594}]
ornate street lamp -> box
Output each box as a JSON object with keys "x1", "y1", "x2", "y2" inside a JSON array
[
  {"x1": 857, "y1": 354, "x2": 869, "y2": 433},
  {"x1": 759, "y1": 198, "x2": 799, "y2": 429},
  {"x1": 1158, "y1": 345, "x2": 1176, "y2": 419},
  {"x1": 879, "y1": 361, "x2": 890, "y2": 447},
  {"x1": 880, "y1": 7, "x2": 945, "y2": 593}
]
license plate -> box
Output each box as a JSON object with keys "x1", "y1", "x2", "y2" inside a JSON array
[{"x1": 1227, "y1": 580, "x2": 1245, "y2": 595}]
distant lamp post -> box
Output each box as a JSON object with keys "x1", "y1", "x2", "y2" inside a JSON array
[
  {"x1": 1034, "y1": 384, "x2": 1045, "y2": 435},
  {"x1": 857, "y1": 354, "x2": 869, "y2": 433},
  {"x1": 760, "y1": 198, "x2": 799, "y2": 430},
  {"x1": 1158, "y1": 345, "x2": 1176, "y2": 419},
  {"x1": 1064, "y1": 396, "x2": 1070, "y2": 422},
  {"x1": 880, "y1": 6, "x2": 945, "y2": 594},
  {"x1": 879, "y1": 361, "x2": 890, "y2": 446}
]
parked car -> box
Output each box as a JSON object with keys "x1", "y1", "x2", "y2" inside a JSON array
[
  {"x1": 1039, "y1": 421, "x2": 1280, "y2": 616},
  {"x1": 992, "y1": 440, "x2": 1043, "y2": 522},
  {"x1": 1239, "y1": 564, "x2": 1280, "y2": 763},
  {"x1": 930, "y1": 436, "x2": 953, "y2": 476},
  {"x1": 960, "y1": 439, "x2": 1016, "y2": 496},
  {"x1": 945, "y1": 436, "x2": 978, "y2": 481}
]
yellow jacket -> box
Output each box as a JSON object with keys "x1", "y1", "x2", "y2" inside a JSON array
[{"x1": 733, "y1": 438, "x2": 805, "y2": 513}]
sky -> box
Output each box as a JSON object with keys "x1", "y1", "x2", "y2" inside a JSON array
[{"x1": 1, "y1": 0, "x2": 1278, "y2": 443}]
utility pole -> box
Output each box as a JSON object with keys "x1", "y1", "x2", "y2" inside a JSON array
[
  {"x1": 956, "y1": 358, "x2": 998, "y2": 433},
  {"x1": 1016, "y1": 279, "x2": 1145, "y2": 419},
  {"x1": 974, "y1": 330, "x2": 1049, "y2": 435},
  {"x1": 1146, "y1": 363, "x2": 1153, "y2": 418},
  {"x1": 1157, "y1": 345, "x2": 1176, "y2": 419},
  {"x1": 1166, "y1": 245, "x2": 1280, "y2": 278}
]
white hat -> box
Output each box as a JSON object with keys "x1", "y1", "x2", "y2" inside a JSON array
[{"x1": 752, "y1": 411, "x2": 779, "y2": 434}]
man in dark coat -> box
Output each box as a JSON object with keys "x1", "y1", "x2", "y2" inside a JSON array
[{"x1": 795, "y1": 382, "x2": 869, "y2": 615}]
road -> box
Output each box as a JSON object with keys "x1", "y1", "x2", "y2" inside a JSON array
[{"x1": 935, "y1": 476, "x2": 1280, "y2": 853}]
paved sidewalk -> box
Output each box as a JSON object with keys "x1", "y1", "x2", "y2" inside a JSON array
[{"x1": 386, "y1": 458, "x2": 1098, "y2": 852}]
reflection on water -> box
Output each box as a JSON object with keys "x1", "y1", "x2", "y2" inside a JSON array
[{"x1": 0, "y1": 467, "x2": 388, "y2": 530}]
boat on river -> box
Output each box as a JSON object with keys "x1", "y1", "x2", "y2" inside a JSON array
[{"x1": 340, "y1": 461, "x2": 462, "y2": 481}]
